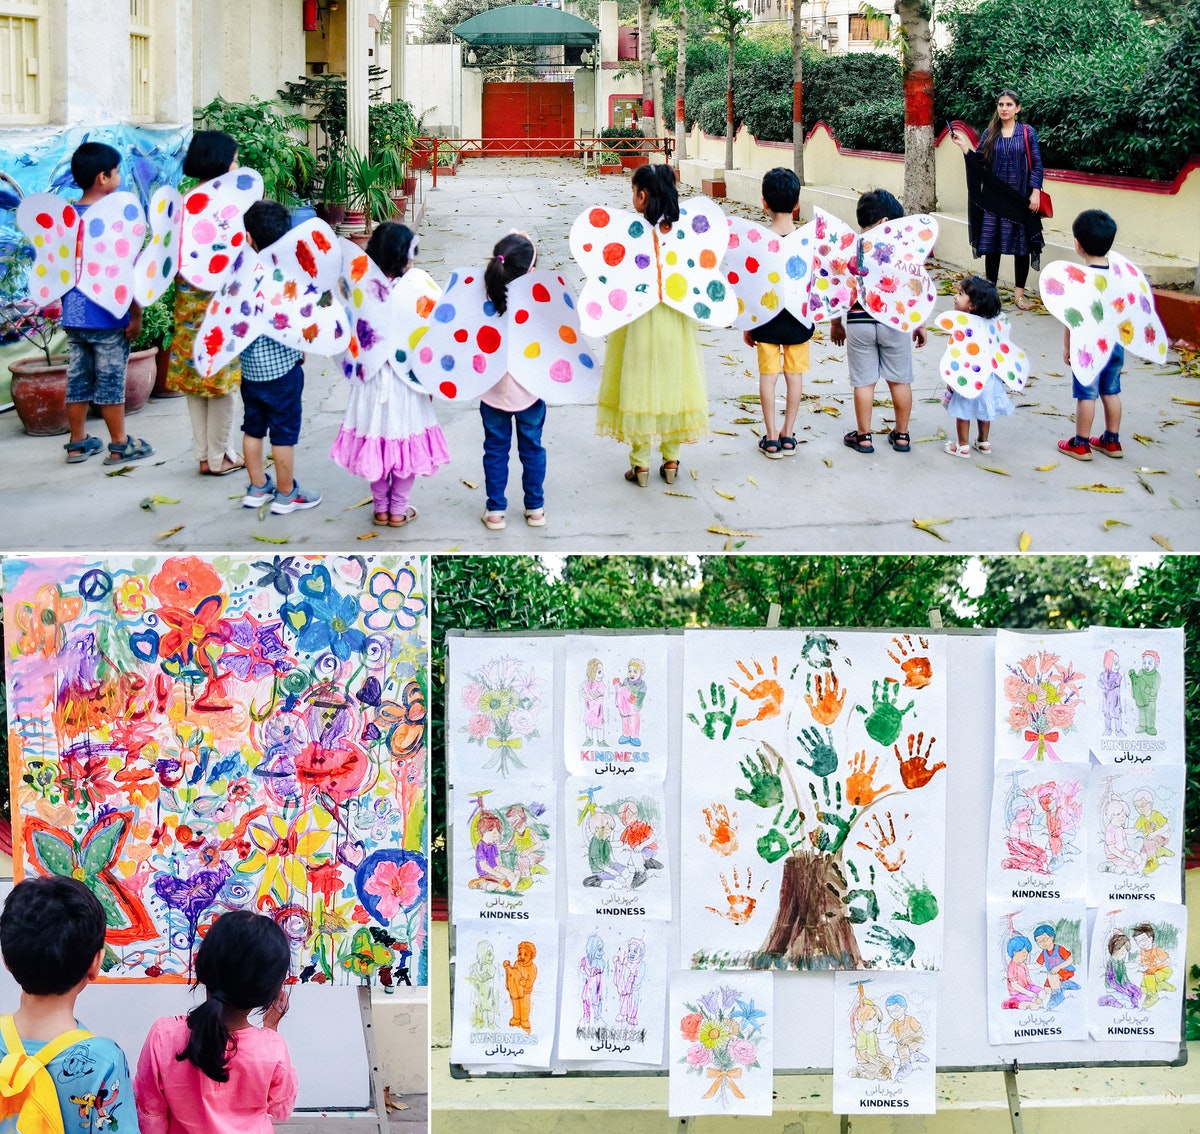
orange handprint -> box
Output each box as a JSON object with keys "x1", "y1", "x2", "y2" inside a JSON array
[
  {"x1": 730, "y1": 656, "x2": 784, "y2": 726},
  {"x1": 845, "y1": 750, "x2": 892, "y2": 806},
  {"x1": 887, "y1": 634, "x2": 933, "y2": 689},
  {"x1": 804, "y1": 670, "x2": 846, "y2": 725},
  {"x1": 855, "y1": 811, "x2": 910, "y2": 872},
  {"x1": 705, "y1": 866, "x2": 767, "y2": 923},
  {"x1": 698, "y1": 803, "x2": 739, "y2": 856},
  {"x1": 894, "y1": 731, "x2": 945, "y2": 790}
]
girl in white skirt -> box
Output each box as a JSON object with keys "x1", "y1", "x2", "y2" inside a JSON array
[{"x1": 943, "y1": 275, "x2": 1015, "y2": 457}]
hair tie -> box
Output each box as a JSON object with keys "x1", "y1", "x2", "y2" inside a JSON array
[{"x1": 496, "y1": 254, "x2": 505, "y2": 264}]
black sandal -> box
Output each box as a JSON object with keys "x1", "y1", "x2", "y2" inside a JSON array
[
  {"x1": 758, "y1": 437, "x2": 782, "y2": 460},
  {"x1": 888, "y1": 430, "x2": 911, "y2": 453},
  {"x1": 843, "y1": 430, "x2": 874, "y2": 454}
]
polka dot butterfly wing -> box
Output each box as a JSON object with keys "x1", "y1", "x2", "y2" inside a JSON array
[
  {"x1": 408, "y1": 268, "x2": 508, "y2": 401},
  {"x1": 858, "y1": 214, "x2": 939, "y2": 333},
  {"x1": 1107, "y1": 252, "x2": 1168, "y2": 367},
  {"x1": 658, "y1": 197, "x2": 736, "y2": 326},
  {"x1": 569, "y1": 205, "x2": 658, "y2": 336},
  {"x1": 503, "y1": 269, "x2": 599, "y2": 404},
  {"x1": 178, "y1": 168, "x2": 264, "y2": 290},
  {"x1": 806, "y1": 206, "x2": 858, "y2": 323},
  {"x1": 254, "y1": 218, "x2": 349, "y2": 356},
  {"x1": 17, "y1": 193, "x2": 86, "y2": 307},
  {"x1": 133, "y1": 186, "x2": 183, "y2": 306},
  {"x1": 989, "y1": 314, "x2": 1029, "y2": 392},
  {"x1": 388, "y1": 268, "x2": 442, "y2": 389},
  {"x1": 936, "y1": 311, "x2": 998, "y2": 399},
  {"x1": 192, "y1": 246, "x2": 266, "y2": 377},
  {"x1": 336, "y1": 236, "x2": 398, "y2": 381},
  {"x1": 1039, "y1": 258, "x2": 1125, "y2": 386}
]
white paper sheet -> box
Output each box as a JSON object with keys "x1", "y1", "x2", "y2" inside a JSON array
[{"x1": 993, "y1": 630, "x2": 1091, "y2": 764}]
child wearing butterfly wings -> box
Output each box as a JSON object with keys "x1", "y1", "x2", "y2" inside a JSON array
[{"x1": 134, "y1": 912, "x2": 296, "y2": 1134}]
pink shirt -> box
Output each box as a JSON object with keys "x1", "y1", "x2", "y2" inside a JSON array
[
  {"x1": 481, "y1": 371, "x2": 537, "y2": 412},
  {"x1": 133, "y1": 1015, "x2": 297, "y2": 1134}
]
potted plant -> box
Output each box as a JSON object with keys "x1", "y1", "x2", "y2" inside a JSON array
[
  {"x1": 599, "y1": 150, "x2": 623, "y2": 174},
  {"x1": 344, "y1": 148, "x2": 394, "y2": 241},
  {"x1": 370, "y1": 100, "x2": 416, "y2": 213},
  {"x1": 4, "y1": 297, "x2": 69, "y2": 435},
  {"x1": 132, "y1": 285, "x2": 178, "y2": 399},
  {"x1": 317, "y1": 149, "x2": 349, "y2": 227},
  {"x1": 601, "y1": 124, "x2": 649, "y2": 169}
]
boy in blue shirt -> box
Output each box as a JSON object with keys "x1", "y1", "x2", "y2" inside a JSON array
[
  {"x1": 0, "y1": 876, "x2": 140, "y2": 1133},
  {"x1": 60, "y1": 142, "x2": 153, "y2": 466}
]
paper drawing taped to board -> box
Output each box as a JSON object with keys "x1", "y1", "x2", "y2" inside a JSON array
[
  {"x1": 986, "y1": 761, "x2": 1086, "y2": 901},
  {"x1": 680, "y1": 630, "x2": 948, "y2": 972},
  {"x1": 3, "y1": 555, "x2": 429, "y2": 986},
  {"x1": 558, "y1": 918, "x2": 669, "y2": 1064},
  {"x1": 1085, "y1": 765, "x2": 1184, "y2": 905},
  {"x1": 1086, "y1": 902, "x2": 1187, "y2": 1042},
  {"x1": 832, "y1": 972, "x2": 937, "y2": 1115},
  {"x1": 993, "y1": 630, "x2": 1090, "y2": 763}
]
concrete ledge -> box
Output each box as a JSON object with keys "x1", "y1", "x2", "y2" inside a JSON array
[
  {"x1": 1154, "y1": 288, "x2": 1200, "y2": 343},
  {"x1": 678, "y1": 158, "x2": 725, "y2": 190}
]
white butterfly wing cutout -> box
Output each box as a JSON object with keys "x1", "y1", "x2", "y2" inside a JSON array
[
  {"x1": 17, "y1": 191, "x2": 145, "y2": 316},
  {"x1": 177, "y1": 168, "x2": 264, "y2": 290},
  {"x1": 724, "y1": 217, "x2": 813, "y2": 330},
  {"x1": 990, "y1": 313, "x2": 1029, "y2": 391},
  {"x1": 570, "y1": 205, "x2": 658, "y2": 336},
  {"x1": 133, "y1": 187, "x2": 183, "y2": 306},
  {"x1": 502, "y1": 269, "x2": 599, "y2": 404},
  {"x1": 657, "y1": 197, "x2": 736, "y2": 327},
  {"x1": 806, "y1": 206, "x2": 858, "y2": 323},
  {"x1": 191, "y1": 247, "x2": 263, "y2": 377},
  {"x1": 936, "y1": 311, "x2": 1028, "y2": 397},
  {"x1": 1107, "y1": 253, "x2": 1168, "y2": 367},
  {"x1": 408, "y1": 268, "x2": 508, "y2": 400},
  {"x1": 857, "y1": 214, "x2": 939, "y2": 333}
]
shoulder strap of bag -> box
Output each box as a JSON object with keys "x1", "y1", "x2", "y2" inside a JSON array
[
  {"x1": 1023, "y1": 123, "x2": 1032, "y2": 172},
  {"x1": 0, "y1": 1016, "x2": 93, "y2": 1134}
]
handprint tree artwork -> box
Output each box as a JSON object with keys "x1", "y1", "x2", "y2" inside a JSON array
[{"x1": 682, "y1": 630, "x2": 949, "y2": 971}]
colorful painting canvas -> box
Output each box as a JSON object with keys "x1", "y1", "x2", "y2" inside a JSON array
[
  {"x1": 558, "y1": 918, "x2": 669, "y2": 1065},
  {"x1": 832, "y1": 972, "x2": 938, "y2": 1115},
  {"x1": 450, "y1": 919, "x2": 559, "y2": 1068},
  {"x1": 3, "y1": 555, "x2": 429, "y2": 986},
  {"x1": 1086, "y1": 902, "x2": 1187, "y2": 1043},
  {"x1": 668, "y1": 969, "x2": 774, "y2": 1117},
  {"x1": 986, "y1": 761, "x2": 1086, "y2": 901},
  {"x1": 993, "y1": 631, "x2": 1091, "y2": 764},
  {"x1": 680, "y1": 629, "x2": 948, "y2": 971}
]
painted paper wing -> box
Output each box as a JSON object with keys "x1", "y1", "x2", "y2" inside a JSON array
[
  {"x1": 502, "y1": 269, "x2": 599, "y2": 404},
  {"x1": 724, "y1": 216, "x2": 813, "y2": 330},
  {"x1": 1107, "y1": 253, "x2": 1168, "y2": 366},
  {"x1": 191, "y1": 246, "x2": 264, "y2": 376},
  {"x1": 408, "y1": 268, "x2": 508, "y2": 400},
  {"x1": 657, "y1": 196, "x2": 736, "y2": 327},
  {"x1": 177, "y1": 168, "x2": 263, "y2": 290},
  {"x1": 17, "y1": 191, "x2": 146, "y2": 316},
  {"x1": 990, "y1": 314, "x2": 1029, "y2": 391},
  {"x1": 807, "y1": 206, "x2": 858, "y2": 322},
  {"x1": 937, "y1": 311, "x2": 1028, "y2": 397},
  {"x1": 569, "y1": 205, "x2": 658, "y2": 336},
  {"x1": 133, "y1": 186, "x2": 183, "y2": 306},
  {"x1": 857, "y1": 213, "x2": 939, "y2": 333}
]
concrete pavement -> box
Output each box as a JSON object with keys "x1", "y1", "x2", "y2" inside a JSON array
[{"x1": 1, "y1": 157, "x2": 1197, "y2": 554}]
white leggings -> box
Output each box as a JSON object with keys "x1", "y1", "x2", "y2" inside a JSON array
[{"x1": 185, "y1": 392, "x2": 241, "y2": 465}]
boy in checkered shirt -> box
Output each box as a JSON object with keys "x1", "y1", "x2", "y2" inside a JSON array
[{"x1": 238, "y1": 200, "x2": 321, "y2": 514}]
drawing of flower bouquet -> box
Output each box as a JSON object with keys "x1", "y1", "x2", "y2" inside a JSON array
[
  {"x1": 460, "y1": 655, "x2": 543, "y2": 776},
  {"x1": 1003, "y1": 650, "x2": 1085, "y2": 761},
  {"x1": 678, "y1": 986, "x2": 765, "y2": 1108}
]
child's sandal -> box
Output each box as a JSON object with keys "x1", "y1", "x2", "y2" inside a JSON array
[
  {"x1": 758, "y1": 437, "x2": 783, "y2": 460},
  {"x1": 972, "y1": 440, "x2": 992, "y2": 453},
  {"x1": 481, "y1": 510, "x2": 507, "y2": 530},
  {"x1": 888, "y1": 430, "x2": 911, "y2": 453},
  {"x1": 624, "y1": 466, "x2": 650, "y2": 488},
  {"x1": 944, "y1": 441, "x2": 971, "y2": 458},
  {"x1": 373, "y1": 512, "x2": 390, "y2": 526},
  {"x1": 524, "y1": 508, "x2": 546, "y2": 527},
  {"x1": 104, "y1": 437, "x2": 154, "y2": 465},
  {"x1": 389, "y1": 507, "x2": 419, "y2": 527},
  {"x1": 659, "y1": 460, "x2": 680, "y2": 483},
  {"x1": 843, "y1": 430, "x2": 874, "y2": 454},
  {"x1": 779, "y1": 435, "x2": 798, "y2": 454}
]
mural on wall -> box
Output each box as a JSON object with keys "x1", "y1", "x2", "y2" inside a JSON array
[{"x1": 3, "y1": 554, "x2": 430, "y2": 986}]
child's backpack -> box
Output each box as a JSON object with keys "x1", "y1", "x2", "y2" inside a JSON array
[{"x1": 0, "y1": 1015, "x2": 92, "y2": 1134}]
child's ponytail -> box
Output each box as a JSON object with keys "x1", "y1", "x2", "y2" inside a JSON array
[
  {"x1": 483, "y1": 233, "x2": 536, "y2": 315},
  {"x1": 632, "y1": 163, "x2": 680, "y2": 226},
  {"x1": 177, "y1": 911, "x2": 291, "y2": 1082}
]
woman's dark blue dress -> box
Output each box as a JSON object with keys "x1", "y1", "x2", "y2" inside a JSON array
[{"x1": 977, "y1": 125, "x2": 1044, "y2": 256}]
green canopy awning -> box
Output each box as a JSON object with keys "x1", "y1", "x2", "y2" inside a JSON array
[{"x1": 452, "y1": 4, "x2": 600, "y2": 46}]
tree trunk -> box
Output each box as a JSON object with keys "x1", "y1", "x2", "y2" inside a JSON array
[
  {"x1": 758, "y1": 849, "x2": 863, "y2": 969},
  {"x1": 792, "y1": 0, "x2": 804, "y2": 183},
  {"x1": 639, "y1": 0, "x2": 655, "y2": 137},
  {"x1": 674, "y1": 2, "x2": 688, "y2": 166},
  {"x1": 651, "y1": 12, "x2": 666, "y2": 145},
  {"x1": 897, "y1": 0, "x2": 935, "y2": 213},
  {"x1": 724, "y1": 27, "x2": 735, "y2": 173}
]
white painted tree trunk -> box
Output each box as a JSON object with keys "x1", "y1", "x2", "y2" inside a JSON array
[
  {"x1": 897, "y1": 0, "x2": 935, "y2": 213},
  {"x1": 792, "y1": 0, "x2": 804, "y2": 183},
  {"x1": 674, "y1": 2, "x2": 688, "y2": 165},
  {"x1": 639, "y1": 0, "x2": 655, "y2": 137},
  {"x1": 724, "y1": 30, "x2": 735, "y2": 172}
]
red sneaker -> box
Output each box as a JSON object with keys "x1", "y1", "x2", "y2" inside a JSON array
[
  {"x1": 1089, "y1": 434, "x2": 1123, "y2": 458},
  {"x1": 1057, "y1": 436, "x2": 1092, "y2": 461}
]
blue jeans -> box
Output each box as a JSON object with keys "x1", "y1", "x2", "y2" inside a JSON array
[{"x1": 480, "y1": 399, "x2": 546, "y2": 512}]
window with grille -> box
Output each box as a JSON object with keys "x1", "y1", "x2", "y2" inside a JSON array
[
  {"x1": 0, "y1": 0, "x2": 44, "y2": 122},
  {"x1": 130, "y1": 0, "x2": 152, "y2": 119},
  {"x1": 849, "y1": 13, "x2": 890, "y2": 41}
]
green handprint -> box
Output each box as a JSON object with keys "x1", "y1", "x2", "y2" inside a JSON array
[
  {"x1": 808, "y1": 777, "x2": 857, "y2": 853},
  {"x1": 845, "y1": 887, "x2": 881, "y2": 925},
  {"x1": 734, "y1": 749, "x2": 783, "y2": 809},
  {"x1": 893, "y1": 878, "x2": 939, "y2": 925},
  {"x1": 756, "y1": 805, "x2": 804, "y2": 864},
  {"x1": 865, "y1": 925, "x2": 916, "y2": 964},
  {"x1": 855, "y1": 679, "x2": 916, "y2": 746},
  {"x1": 688, "y1": 683, "x2": 739, "y2": 741},
  {"x1": 795, "y1": 725, "x2": 839, "y2": 777}
]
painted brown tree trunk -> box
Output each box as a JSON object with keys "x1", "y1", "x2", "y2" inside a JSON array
[
  {"x1": 674, "y1": 2, "x2": 688, "y2": 166},
  {"x1": 758, "y1": 849, "x2": 863, "y2": 969},
  {"x1": 897, "y1": 0, "x2": 935, "y2": 213},
  {"x1": 792, "y1": 0, "x2": 804, "y2": 183}
]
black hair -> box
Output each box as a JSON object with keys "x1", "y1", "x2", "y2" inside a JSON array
[
  {"x1": 959, "y1": 275, "x2": 1002, "y2": 319},
  {"x1": 761, "y1": 167, "x2": 800, "y2": 214},
  {"x1": 366, "y1": 221, "x2": 418, "y2": 278},
  {"x1": 483, "y1": 233, "x2": 535, "y2": 315},
  {"x1": 70, "y1": 143, "x2": 122, "y2": 192},
  {"x1": 177, "y1": 911, "x2": 290, "y2": 1082},
  {"x1": 243, "y1": 200, "x2": 291, "y2": 252},
  {"x1": 980, "y1": 89, "x2": 1022, "y2": 168},
  {"x1": 632, "y1": 163, "x2": 679, "y2": 226},
  {"x1": 0, "y1": 876, "x2": 106, "y2": 995},
  {"x1": 183, "y1": 130, "x2": 238, "y2": 182},
  {"x1": 856, "y1": 189, "x2": 904, "y2": 229},
  {"x1": 1072, "y1": 208, "x2": 1117, "y2": 257}
]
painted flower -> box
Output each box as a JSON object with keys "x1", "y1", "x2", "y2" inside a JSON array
[
  {"x1": 307, "y1": 858, "x2": 346, "y2": 904},
  {"x1": 359, "y1": 566, "x2": 427, "y2": 633},
  {"x1": 467, "y1": 713, "x2": 494, "y2": 740},
  {"x1": 13, "y1": 584, "x2": 83, "y2": 657},
  {"x1": 508, "y1": 709, "x2": 537, "y2": 737},
  {"x1": 113, "y1": 574, "x2": 151, "y2": 616},
  {"x1": 157, "y1": 593, "x2": 226, "y2": 666},
  {"x1": 727, "y1": 1038, "x2": 758, "y2": 1066},
  {"x1": 680, "y1": 1012, "x2": 703, "y2": 1042},
  {"x1": 149, "y1": 556, "x2": 224, "y2": 609},
  {"x1": 1047, "y1": 702, "x2": 1078, "y2": 729},
  {"x1": 731, "y1": 998, "x2": 766, "y2": 1034},
  {"x1": 461, "y1": 682, "x2": 485, "y2": 710},
  {"x1": 220, "y1": 616, "x2": 294, "y2": 682},
  {"x1": 478, "y1": 687, "x2": 517, "y2": 719},
  {"x1": 697, "y1": 1019, "x2": 731, "y2": 1050},
  {"x1": 362, "y1": 857, "x2": 424, "y2": 921},
  {"x1": 255, "y1": 555, "x2": 302, "y2": 596},
  {"x1": 280, "y1": 566, "x2": 366, "y2": 661},
  {"x1": 686, "y1": 1043, "x2": 713, "y2": 1068},
  {"x1": 237, "y1": 807, "x2": 334, "y2": 903}
]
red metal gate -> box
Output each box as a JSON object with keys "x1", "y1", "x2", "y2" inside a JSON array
[{"x1": 481, "y1": 82, "x2": 574, "y2": 155}]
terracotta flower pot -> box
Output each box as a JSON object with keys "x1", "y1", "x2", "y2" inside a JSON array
[
  {"x1": 122, "y1": 348, "x2": 158, "y2": 414},
  {"x1": 152, "y1": 344, "x2": 181, "y2": 398}
]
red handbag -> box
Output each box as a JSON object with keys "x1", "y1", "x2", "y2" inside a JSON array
[{"x1": 1024, "y1": 126, "x2": 1053, "y2": 218}]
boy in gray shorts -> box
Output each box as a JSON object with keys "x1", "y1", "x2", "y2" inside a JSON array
[{"x1": 830, "y1": 189, "x2": 927, "y2": 454}]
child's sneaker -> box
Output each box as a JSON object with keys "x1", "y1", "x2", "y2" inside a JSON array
[
  {"x1": 1089, "y1": 432, "x2": 1123, "y2": 458},
  {"x1": 270, "y1": 482, "x2": 322, "y2": 514},
  {"x1": 481, "y1": 510, "x2": 506, "y2": 530},
  {"x1": 242, "y1": 475, "x2": 275, "y2": 508},
  {"x1": 1057, "y1": 436, "x2": 1092, "y2": 461}
]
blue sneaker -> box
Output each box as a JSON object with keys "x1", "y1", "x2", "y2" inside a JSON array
[
  {"x1": 270, "y1": 481, "x2": 322, "y2": 514},
  {"x1": 242, "y1": 475, "x2": 275, "y2": 508}
]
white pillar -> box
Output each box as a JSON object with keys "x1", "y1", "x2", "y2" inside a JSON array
[
  {"x1": 389, "y1": 0, "x2": 408, "y2": 102},
  {"x1": 346, "y1": 0, "x2": 370, "y2": 154}
]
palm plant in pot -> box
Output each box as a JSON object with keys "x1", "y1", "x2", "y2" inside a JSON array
[{"x1": 344, "y1": 147, "x2": 394, "y2": 240}]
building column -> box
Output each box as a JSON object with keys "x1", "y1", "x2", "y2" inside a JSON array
[
  {"x1": 389, "y1": 0, "x2": 408, "y2": 102},
  {"x1": 346, "y1": 0, "x2": 370, "y2": 154}
]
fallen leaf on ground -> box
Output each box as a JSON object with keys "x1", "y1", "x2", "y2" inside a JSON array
[
  {"x1": 1104, "y1": 519, "x2": 1131, "y2": 530},
  {"x1": 105, "y1": 465, "x2": 135, "y2": 477},
  {"x1": 823, "y1": 458, "x2": 833, "y2": 468},
  {"x1": 713, "y1": 429, "x2": 739, "y2": 436},
  {"x1": 347, "y1": 497, "x2": 374, "y2": 510},
  {"x1": 357, "y1": 532, "x2": 379, "y2": 540},
  {"x1": 713, "y1": 487, "x2": 736, "y2": 500},
  {"x1": 253, "y1": 533, "x2": 291, "y2": 544},
  {"x1": 1034, "y1": 462, "x2": 1059, "y2": 472},
  {"x1": 154, "y1": 526, "x2": 185, "y2": 540},
  {"x1": 748, "y1": 476, "x2": 758, "y2": 487},
  {"x1": 1019, "y1": 531, "x2": 1032, "y2": 551},
  {"x1": 708, "y1": 525, "x2": 759, "y2": 538},
  {"x1": 1132, "y1": 433, "x2": 1156, "y2": 446},
  {"x1": 1171, "y1": 396, "x2": 1200, "y2": 406},
  {"x1": 461, "y1": 479, "x2": 478, "y2": 489},
  {"x1": 690, "y1": 468, "x2": 699, "y2": 481},
  {"x1": 665, "y1": 491, "x2": 693, "y2": 498},
  {"x1": 977, "y1": 465, "x2": 1011, "y2": 477},
  {"x1": 1151, "y1": 534, "x2": 1173, "y2": 551},
  {"x1": 912, "y1": 517, "x2": 952, "y2": 542},
  {"x1": 731, "y1": 417, "x2": 758, "y2": 424},
  {"x1": 1072, "y1": 483, "x2": 1124, "y2": 493}
]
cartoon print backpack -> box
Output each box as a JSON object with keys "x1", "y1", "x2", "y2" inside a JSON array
[{"x1": 0, "y1": 1015, "x2": 92, "y2": 1134}]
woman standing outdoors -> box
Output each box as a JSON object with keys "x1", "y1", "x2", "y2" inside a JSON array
[{"x1": 950, "y1": 90, "x2": 1045, "y2": 311}]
